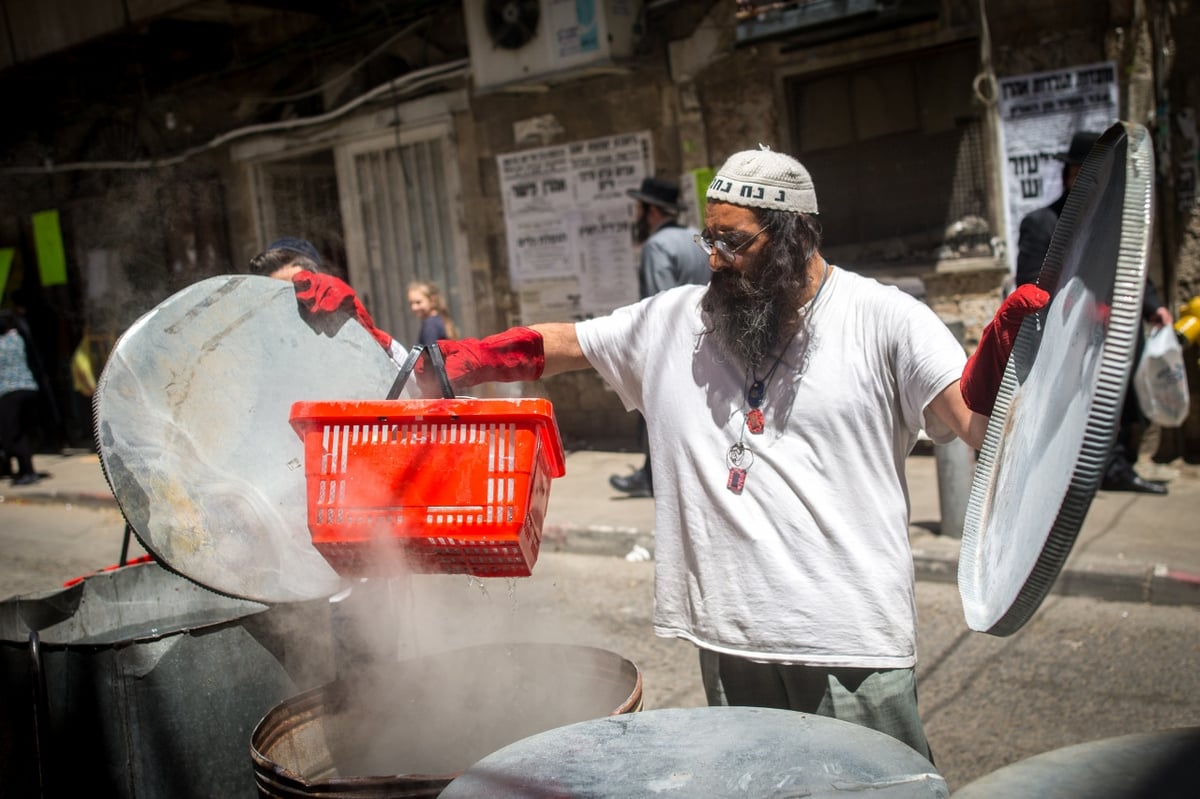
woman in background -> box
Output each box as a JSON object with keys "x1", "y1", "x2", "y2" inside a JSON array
[
  {"x1": 407, "y1": 281, "x2": 458, "y2": 346},
  {"x1": 0, "y1": 310, "x2": 43, "y2": 485}
]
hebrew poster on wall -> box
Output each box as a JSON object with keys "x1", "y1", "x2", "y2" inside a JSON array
[
  {"x1": 497, "y1": 130, "x2": 652, "y2": 324},
  {"x1": 997, "y1": 61, "x2": 1119, "y2": 272}
]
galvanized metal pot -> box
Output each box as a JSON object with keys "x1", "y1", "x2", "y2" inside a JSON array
[{"x1": 0, "y1": 561, "x2": 336, "y2": 798}]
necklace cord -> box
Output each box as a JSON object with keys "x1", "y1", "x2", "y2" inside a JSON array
[
  {"x1": 749, "y1": 259, "x2": 830, "y2": 384},
  {"x1": 729, "y1": 260, "x2": 831, "y2": 491}
]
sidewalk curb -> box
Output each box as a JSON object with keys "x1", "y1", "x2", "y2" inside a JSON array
[
  {"x1": 545, "y1": 522, "x2": 1200, "y2": 609},
  {"x1": 1149, "y1": 565, "x2": 1200, "y2": 606},
  {"x1": 543, "y1": 524, "x2": 654, "y2": 561},
  {"x1": 11, "y1": 491, "x2": 1199, "y2": 608},
  {"x1": 0, "y1": 490, "x2": 121, "y2": 510}
]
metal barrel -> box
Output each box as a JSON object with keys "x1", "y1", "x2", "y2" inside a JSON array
[
  {"x1": 250, "y1": 642, "x2": 642, "y2": 798},
  {"x1": 0, "y1": 561, "x2": 336, "y2": 799}
]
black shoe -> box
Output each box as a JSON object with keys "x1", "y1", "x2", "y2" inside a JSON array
[
  {"x1": 609, "y1": 469, "x2": 653, "y2": 497},
  {"x1": 12, "y1": 473, "x2": 42, "y2": 487},
  {"x1": 1101, "y1": 472, "x2": 1167, "y2": 495}
]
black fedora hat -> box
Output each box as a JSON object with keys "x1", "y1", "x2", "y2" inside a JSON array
[
  {"x1": 1055, "y1": 131, "x2": 1101, "y2": 166},
  {"x1": 627, "y1": 176, "x2": 680, "y2": 213}
]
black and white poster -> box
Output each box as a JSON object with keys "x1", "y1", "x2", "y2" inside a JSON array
[
  {"x1": 498, "y1": 131, "x2": 652, "y2": 323},
  {"x1": 998, "y1": 61, "x2": 1119, "y2": 272}
]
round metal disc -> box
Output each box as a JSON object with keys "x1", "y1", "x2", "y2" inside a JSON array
[
  {"x1": 953, "y1": 726, "x2": 1200, "y2": 798},
  {"x1": 439, "y1": 707, "x2": 947, "y2": 798},
  {"x1": 94, "y1": 275, "x2": 401, "y2": 602},
  {"x1": 959, "y1": 122, "x2": 1154, "y2": 635}
]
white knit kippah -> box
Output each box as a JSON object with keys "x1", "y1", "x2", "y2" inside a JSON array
[{"x1": 706, "y1": 144, "x2": 818, "y2": 214}]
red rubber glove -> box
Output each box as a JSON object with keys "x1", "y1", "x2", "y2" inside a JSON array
[
  {"x1": 961, "y1": 284, "x2": 1051, "y2": 415},
  {"x1": 415, "y1": 327, "x2": 545, "y2": 395},
  {"x1": 292, "y1": 270, "x2": 393, "y2": 352}
]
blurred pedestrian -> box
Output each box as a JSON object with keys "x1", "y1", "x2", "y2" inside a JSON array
[
  {"x1": 248, "y1": 236, "x2": 324, "y2": 280},
  {"x1": 1015, "y1": 130, "x2": 1171, "y2": 494},
  {"x1": 251, "y1": 236, "x2": 407, "y2": 368},
  {"x1": 407, "y1": 280, "x2": 458, "y2": 346},
  {"x1": 0, "y1": 309, "x2": 45, "y2": 485},
  {"x1": 610, "y1": 177, "x2": 711, "y2": 498}
]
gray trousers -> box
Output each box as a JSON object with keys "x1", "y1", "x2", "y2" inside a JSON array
[{"x1": 698, "y1": 649, "x2": 933, "y2": 762}]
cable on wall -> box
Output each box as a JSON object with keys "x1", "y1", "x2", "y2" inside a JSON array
[{"x1": 0, "y1": 58, "x2": 470, "y2": 176}]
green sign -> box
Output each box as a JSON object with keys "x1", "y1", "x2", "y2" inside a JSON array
[
  {"x1": 0, "y1": 248, "x2": 12, "y2": 297},
  {"x1": 681, "y1": 167, "x2": 716, "y2": 227},
  {"x1": 33, "y1": 210, "x2": 68, "y2": 287}
]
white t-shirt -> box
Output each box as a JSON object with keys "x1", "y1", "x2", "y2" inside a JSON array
[{"x1": 576, "y1": 267, "x2": 966, "y2": 668}]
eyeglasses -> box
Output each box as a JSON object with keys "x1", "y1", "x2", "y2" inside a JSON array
[{"x1": 694, "y1": 227, "x2": 765, "y2": 262}]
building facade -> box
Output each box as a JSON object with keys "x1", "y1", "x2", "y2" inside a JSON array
[{"x1": 1, "y1": 0, "x2": 1196, "y2": 453}]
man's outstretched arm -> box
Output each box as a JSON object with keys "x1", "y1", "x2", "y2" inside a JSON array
[
  {"x1": 412, "y1": 322, "x2": 593, "y2": 394},
  {"x1": 530, "y1": 322, "x2": 591, "y2": 377}
]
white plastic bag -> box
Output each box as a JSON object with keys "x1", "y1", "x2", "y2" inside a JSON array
[{"x1": 1133, "y1": 325, "x2": 1190, "y2": 427}]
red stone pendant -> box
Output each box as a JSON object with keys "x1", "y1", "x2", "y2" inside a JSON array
[
  {"x1": 727, "y1": 467, "x2": 747, "y2": 494},
  {"x1": 746, "y1": 408, "x2": 765, "y2": 434}
]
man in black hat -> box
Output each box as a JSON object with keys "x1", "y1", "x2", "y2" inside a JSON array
[
  {"x1": 609, "y1": 177, "x2": 711, "y2": 497},
  {"x1": 1015, "y1": 131, "x2": 1097, "y2": 286},
  {"x1": 1015, "y1": 131, "x2": 1174, "y2": 494},
  {"x1": 628, "y1": 176, "x2": 712, "y2": 297}
]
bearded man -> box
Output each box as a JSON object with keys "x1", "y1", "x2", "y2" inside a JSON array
[{"x1": 414, "y1": 146, "x2": 1047, "y2": 759}]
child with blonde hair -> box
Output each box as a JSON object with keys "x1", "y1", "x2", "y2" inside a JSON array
[{"x1": 407, "y1": 281, "x2": 458, "y2": 345}]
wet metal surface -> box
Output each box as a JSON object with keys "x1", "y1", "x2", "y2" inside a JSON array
[
  {"x1": 94, "y1": 275, "x2": 401, "y2": 602},
  {"x1": 953, "y1": 727, "x2": 1200, "y2": 798},
  {"x1": 441, "y1": 706, "x2": 948, "y2": 798},
  {"x1": 251, "y1": 642, "x2": 642, "y2": 798},
  {"x1": 0, "y1": 561, "x2": 335, "y2": 798},
  {"x1": 960, "y1": 122, "x2": 1154, "y2": 635}
]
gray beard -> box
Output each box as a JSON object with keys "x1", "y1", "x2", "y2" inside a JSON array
[{"x1": 701, "y1": 268, "x2": 801, "y2": 371}]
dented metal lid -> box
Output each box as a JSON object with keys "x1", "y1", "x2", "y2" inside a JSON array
[
  {"x1": 959, "y1": 122, "x2": 1154, "y2": 635},
  {"x1": 94, "y1": 274, "x2": 400, "y2": 602}
]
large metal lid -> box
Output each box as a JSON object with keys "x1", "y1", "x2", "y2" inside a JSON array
[
  {"x1": 94, "y1": 275, "x2": 401, "y2": 602},
  {"x1": 959, "y1": 122, "x2": 1154, "y2": 635},
  {"x1": 439, "y1": 706, "x2": 947, "y2": 797},
  {"x1": 952, "y1": 726, "x2": 1200, "y2": 798}
]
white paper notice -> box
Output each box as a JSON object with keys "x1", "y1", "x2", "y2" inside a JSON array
[
  {"x1": 498, "y1": 130, "x2": 652, "y2": 321},
  {"x1": 570, "y1": 133, "x2": 649, "y2": 210},
  {"x1": 517, "y1": 278, "x2": 587, "y2": 326},
  {"x1": 575, "y1": 207, "x2": 638, "y2": 310},
  {"x1": 510, "y1": 214, "x2": 574, "y2": 283},
  {"x1": 997, "y1": 61, "x2": 1119, "y2": 272}
]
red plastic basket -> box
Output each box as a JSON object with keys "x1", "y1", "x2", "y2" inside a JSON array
[{"x1": 289, "y1": 397, "x2": 566, "y2": 578}]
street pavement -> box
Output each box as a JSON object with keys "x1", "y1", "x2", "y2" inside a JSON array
[{"x1": 2, "y1": 444, "x2": 1198, "y2": 607}]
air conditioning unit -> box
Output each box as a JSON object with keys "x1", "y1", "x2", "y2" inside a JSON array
[{"x1": 465, "y1": 0, "x2": 641, "y2": 92}]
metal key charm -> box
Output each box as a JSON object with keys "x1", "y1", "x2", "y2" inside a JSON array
[{"x1": 726, "y1": 442, "x2": 753, "y2": 495}]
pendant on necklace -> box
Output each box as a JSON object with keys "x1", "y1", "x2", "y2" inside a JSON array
[
  {"x1": 726, "y1": 442, "x2": 752, "y2": 495},
  {"x1": 747, "y1": 380, "x2": 766, "y2": 408},
  {"x1": 746, "y1": 408, "x2": 765, "y2": 434}
]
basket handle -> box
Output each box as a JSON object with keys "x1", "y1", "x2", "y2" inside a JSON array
[{"x1": 386, "y1": 342, "x2": 455, "y2": 400}]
